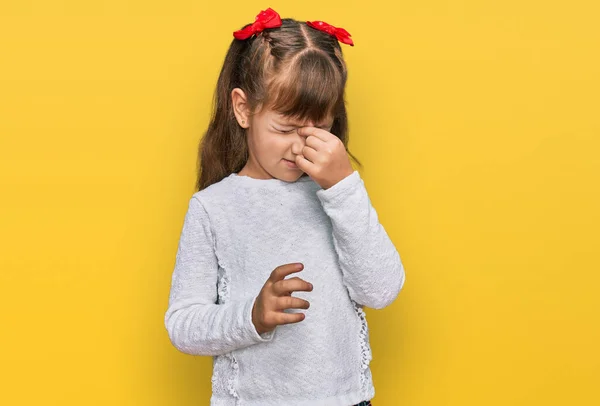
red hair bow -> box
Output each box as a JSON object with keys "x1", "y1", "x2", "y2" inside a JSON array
[
  {"x1": 306, "y1": 20, "x2": 354, "y2": 46},
  {"x1": 233, "y1": 7, "x2": 282, "y2": 40}
]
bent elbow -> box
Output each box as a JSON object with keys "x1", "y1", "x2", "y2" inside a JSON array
[
  {"x1": 397, "y1": 262, "x2": 406, "y2": 294},
  {"x1": 164, "y1": 307, "x2": 230, "y2": 357},
  {"x1": 367, "y1": 262, "x2": 406, "y2": 310},
  {"x1": 368, "y1": 290, "x2": 398, "y2": 309},
  {"x1": 164, "y1": 308, "x2": 205, "y2": 356},
  {"x1": 164, "y1": 309, "x2": 193, "y2": 355}
]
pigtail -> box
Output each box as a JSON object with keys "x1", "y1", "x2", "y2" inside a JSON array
[{"x1": 196, "y1": 38, "x2": 250, "y2": 191}]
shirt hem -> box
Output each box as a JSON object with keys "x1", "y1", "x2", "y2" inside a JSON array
[{"x1": 210, "y1": 387, "x2": 374, "y2": 406}]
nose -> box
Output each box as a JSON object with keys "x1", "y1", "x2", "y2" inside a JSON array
[{"x1": 290, "y1": 131, "x2": 306, "y2": 156}]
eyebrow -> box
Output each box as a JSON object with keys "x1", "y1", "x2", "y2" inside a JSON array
[{"x1": 274, "y1": 119, "x2": 333, "y2": 128}]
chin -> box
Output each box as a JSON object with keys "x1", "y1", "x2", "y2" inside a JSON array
[{"x1": 277, "y1": 170, "x2": 304, "y2": 182}]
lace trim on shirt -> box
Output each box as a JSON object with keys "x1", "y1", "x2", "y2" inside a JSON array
[
  {"x1": 216, "y1": 262, "x2": 241, "y2": 403},
  {"x1": 216, "y1": 263, "x2": 229, "y2": 305},
  {"x1": 353, "y1": 300, "x2": 373, "y2": 396}
]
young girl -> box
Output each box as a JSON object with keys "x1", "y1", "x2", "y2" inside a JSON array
[{"x1": 164, "y1": 8, "x2": 406, "y2": 406}]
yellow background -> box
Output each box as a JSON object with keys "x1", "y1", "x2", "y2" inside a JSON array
[{"x1": 1, "y1": 1, "x2": 598, "y2": 404}]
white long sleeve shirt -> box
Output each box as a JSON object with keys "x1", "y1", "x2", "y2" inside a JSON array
[{"x1": 164, "y1": 170, "x2": 406, "y2": 406}]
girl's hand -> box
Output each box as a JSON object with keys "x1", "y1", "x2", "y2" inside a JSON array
[
  {"x1": 294, "y1": 127, "x2": 354, "y2": 190},
  {"x1": 252, "y1": 263, "x2": 313, "y2": 335}
]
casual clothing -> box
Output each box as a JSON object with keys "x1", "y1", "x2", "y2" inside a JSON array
[{"x1": 164, "y1": 170, "x2": 406, "y2": 405}]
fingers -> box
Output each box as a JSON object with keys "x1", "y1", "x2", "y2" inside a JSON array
[
  {"x1": 300, "y1": 145, "x2": 319, "y2": 163},
  {"x1": 270, "y1": 263, "x2": 304, "y2": 283},
  {"x1": 272, "y1": 276, "x2": 313, "y2": 296},
  {"x1": 296, "y1": 126, "x2": 330, "y2": 142},
  {"x1": 303, "y1": 133, "x2": 328, "y2": 150},
  {"x1": 275, "y1": 312, "x2": 306, "y2": 326},
  {"x1": 275, "y1": 295, "x2": 310, "y2": 311},
  {"x1": 295, "y1": 153, "x2": 317, "y2": 173},
  {"x1": 261, "y1": 263, "x2": 313, "y2": 330}
]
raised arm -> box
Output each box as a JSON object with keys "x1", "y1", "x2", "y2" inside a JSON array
[
  {"x1": 316, "y1": 171, "x2": 406, "y2": 309},
  {"x1": 164, "y1": 196, "x2": 274, "y2": 356}
]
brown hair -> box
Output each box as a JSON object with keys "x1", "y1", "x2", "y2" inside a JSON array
[{"x1": 196, "y1": 18, "x2": 363, "y2": 191}]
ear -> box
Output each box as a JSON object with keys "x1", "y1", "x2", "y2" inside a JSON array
[{"x1": 231, "y1": 88, "x2": 250, "y2": 129}]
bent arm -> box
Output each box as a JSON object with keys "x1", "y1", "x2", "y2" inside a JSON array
[
  {"x1": 316, "y1": 171, "x2": 406, "y2": 309},
  {"x1": 164, "y1": 196, "x2": 273, "y2": 356}
]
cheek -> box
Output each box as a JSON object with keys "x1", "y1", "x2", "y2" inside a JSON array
[{"x1": 260, "y1": 135, "x2": 287, "y2": 156}]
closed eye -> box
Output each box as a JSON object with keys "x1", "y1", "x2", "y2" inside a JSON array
[{"x1": 275, "y1": 127, "x2": 296, "y2": 134}]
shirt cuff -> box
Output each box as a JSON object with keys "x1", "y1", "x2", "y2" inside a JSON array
[
  {"x1": 315, "y1": 170, "x2": 361, "y2": 204},
  {"x1": 245, "y1": 295, "x2": 276, "y2": 342}
]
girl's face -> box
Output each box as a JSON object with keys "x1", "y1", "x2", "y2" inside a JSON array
[{"x1": 231, "y1": 88, "x2": 334, "y2": 181}]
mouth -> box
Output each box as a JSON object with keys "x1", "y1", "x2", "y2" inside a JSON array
[{"x1": 283, "y1": 158, "x2": 298, "y2": 168}]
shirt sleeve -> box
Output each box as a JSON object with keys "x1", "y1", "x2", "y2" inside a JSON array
[
  {"x1": 164, "y1": 195, "x2": 275, "y2": 356},
  {"x1": 315, "y1": 170, "x2": 406, "y2": 309}
]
